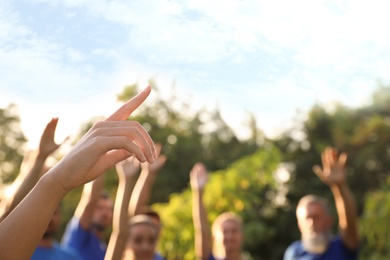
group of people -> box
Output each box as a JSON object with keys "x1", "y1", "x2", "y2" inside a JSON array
[
  {"x1": 0, "y1": 86, "x2": 360, "y2": 260},
  {"x1": 190, "y1": 148, "x2": 359, "y2": 260}
]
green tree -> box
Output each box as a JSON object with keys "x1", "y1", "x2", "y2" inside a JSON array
[
  {"x1": 359, "y1": 176, "x2": 390, "y2": 260},
  {"x1": 153, "y1": 146, "x2": 289, "y2": 259},
  {"x1": 0, "y1": 104, "x2": 27, "y2": 185},
  {"x1": 275, "y1": 84, "x2": 390, "y2": 258},
  {"x1": 116, "y1": 81, "x2": 260, "y2": 203}
]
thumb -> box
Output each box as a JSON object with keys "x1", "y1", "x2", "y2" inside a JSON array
[{"x1": 312, "y1": 165, "x2": 323, "y2": 178}]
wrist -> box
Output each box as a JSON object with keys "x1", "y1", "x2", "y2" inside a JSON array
[
  {"x1": 140, "y1": 169, "x2": 157, "y2": 180},
  {"x1": 329, "y1": 182, "x2": 349, "y2": 192},
  {"x1": 36, "y1": 152, "x2": 49, "y2": 163},
  {"x1": 37, "y1": 171, "x2": 68, "y2": 201},
  {"x1": 193, "y1": 186, "x2": 205, "y2": 192},
  {"x1": 141, "y1": 168, "x2": 156, "y2": 175},
  {"x1": 119, "y1": 173, "x2": 136, "y2": 181}
]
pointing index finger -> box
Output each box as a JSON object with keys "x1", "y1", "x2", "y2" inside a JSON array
[{"x1": 106, "y1": 85, "x2": 151, "y2": 121}]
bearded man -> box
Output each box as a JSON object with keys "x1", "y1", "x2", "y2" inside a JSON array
[{"x1": 284, "y1": 147, "x2": 359, "y2": 260}]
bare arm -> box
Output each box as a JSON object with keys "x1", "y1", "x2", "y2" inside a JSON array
[
  {"x1": 0, "y1": 86, "x2": 156, "y2": 260},
  {"x1": 129, "y1": 143, "x2": 166, "y2": 216},
  {"x1": 74, "y1": 175, "x2": 105, "y2": 229},
  {"x1": 313, "y1": 147, "x2": 359, "y2": 250},
  {"x1": 0, "y1": 118, "x2": 64, "y2": 222},
  {"x1": 105, "y1": 157, "x2": 139, "y2": 260},
  {"x1": 190, "y1": 163, "x2": 212, "y2": 260},
  {"x1": 0, "y1": 172, "x2": 68, "y2": 260}
]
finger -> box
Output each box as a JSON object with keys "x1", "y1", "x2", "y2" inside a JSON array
[
  {"x1": 325, "y1": 147, "x2": 335, "y2": 165},
  {"x1": 312, "y1": 165, "x2": 324, "y2": 178},
  {"x1": 93, "y1": 149, "x2": 135, "y2": 178},
  {"x1": 95, "y1": 136, "x2": 148, "y2": 163},
  {"x1": 89, "y1": 122, "x2": 155, "y2": 163},
  {"x1": 321, "y1": 150, "x2": 328, "y2": 168},
  {"x1": 158, "y1": 154, "x2": 167, "y2": 165},
  {"x1": 154, "y1": 143, "x2": 163, "y2": 157},
  {"x1": 106, "y1": 86, "x2": 151, "y2": 121},
  {"x1": 338, "y1": 152, "x2": 347, "y2": 166},
  {"x1": 41, "y1": 117, "x2": 59, "y2": 141}
]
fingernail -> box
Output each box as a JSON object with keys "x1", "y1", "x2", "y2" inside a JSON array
[{"x1": 153, "y1": 145, "x2": 157, "y2": 159}]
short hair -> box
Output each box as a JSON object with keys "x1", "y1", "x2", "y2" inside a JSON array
[
  {"x1": 211, "y1": 212, "x2": 243, "y2": 235},
  {"x1": 139, "y1": 206, "x2": 161, "y2": 222},
  {"x1": 296, "y1": 194, "x2": 331, "y2": 216},
  {"x1": 128, "y1": 214, "x2": 158, "y2": 235}
]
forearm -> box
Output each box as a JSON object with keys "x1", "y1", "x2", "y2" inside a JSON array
[
  {"x1": 0, "y1": 154, "x2": 47, "y2": 222},
  {"x1": 75, "y1": 174, "x2": 105, "y2": 228},
  {"x1": 0, "y1": 172, "x2": 67, "y2": 260},
  {"x1": 105, "y1": 231, "x2": 128, "y2": 260},
  {"x1": 192, "y1": 188, "x2": 211, "y2": 259},
  {"x1": 128, "y1": 169, "x2": 156, "y2": 216},
  {"x1": 106, "y1": 175, "x2": 135, "y2": 260},
  {"x1": 115, "y1": 174, "x2": 135, "y2": 232},
  {"x1": 331, "y1": 183, "x2": 359, "y2": 249}
]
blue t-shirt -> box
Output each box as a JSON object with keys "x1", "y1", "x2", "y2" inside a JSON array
[
  {"x1": 154, "y1": 252, "x2": 164, "y2": 260},
  {"x1": 31, "y1": 242, "x2": 81, "y2": 260},
  {"x1": 284, "y1": 236, "x2": 358, "y2": 260},
  {"x1": 61, "y1": 217, "x2": 106, "y2": 260},
  {"x1": 208, "y1": 254, "x2": 225, "y2": 260}
]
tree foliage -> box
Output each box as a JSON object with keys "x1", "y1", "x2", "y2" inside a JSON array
[
  {"x1": 359, "y1": 176, "x2": 390, "y2": 260},
  {"x1": 154, "y1": 146, "x2": 287, "y2": 259},
  {"x1": 0, "y1": 104, "x2": 26, "y2": 185},
  {"x1": 276, "y1": 84, "x2": 390, "y2": 257},
  {"x1": 115, "y1": 81, "x2": 261, "y2": 203},
  {"x1": 4, "y1": 83, "x2": 390, "y2": 259}
]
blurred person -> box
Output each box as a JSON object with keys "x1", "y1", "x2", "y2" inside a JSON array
[
  {"x1": 128, "y1": 143, "x2": 166, "y2": 260},
  {"x1": 104, "y1": 156, "x2": 139, "y2": 260},
  {"x1": 138, "y1": 207, "x2": 162, "y2": 239},
  {"x1": 61, "y1": 173, "x2": 114, "y2": 260},
  {"x1": 123, "y1": 215, "x2": 159, "y2": 260},
  {"x1": 0, "y1": 118, "x2": 79, "y2": 259},
  {"x1": 0, "y1": 117, "x2": 66, "y2": 221},
  {"x1": 191, "y1": 162, "x2": 245, "y2": 260},
  {"x1": 105, "y1": 147, "x2": 166, "y2": 260},
  {"x1": 0, "y1": 86, "x2": 156, "y2": 260},
  {"x1": 31, "y1": 203, "x2": 81, "y2": 260},
  {"x1": 284, "y1": 147, "x2": 359, "y2": 260}
]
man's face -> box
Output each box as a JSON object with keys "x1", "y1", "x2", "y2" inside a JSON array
[
  {"x1": 214, "y1": 219, "x2": 243, "y2": 253},
  {"x1": 297, "y1": 202, "x2": 332, "y2": 236},
  {"x1": 92, "y1": 198, "x2": 113, "y2": 229},
  {"x1": 297, "y1": 202, "x2": 333, "y2": 253}
]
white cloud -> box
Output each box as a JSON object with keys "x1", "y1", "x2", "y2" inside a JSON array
[{"x1": 2, "y1": 0, "x2": 390, "y2": 144}]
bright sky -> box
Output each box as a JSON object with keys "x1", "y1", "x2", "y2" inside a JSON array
[{"x1": 1, "y1": 0, "x2": 390, "y2": 148}]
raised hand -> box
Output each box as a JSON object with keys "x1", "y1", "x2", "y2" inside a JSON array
[
  {"x1": 38, "y1": 118, "x2": 67, "y2": 158},
  {"x1": 116, "y1": 156, "x2": 141, "y2": 179},
  {"x1": 0, "y1": 86, "x2": 157, "y2": 260},
  {"x1": 190, "y1": 162, "x2": 208, "y2": 190},
  {"x1": 53, "y1": 86, "x2": 156, "y2": 193},
  {"x1": 141, "y1": 143, "x2": 167, "y2": 174},
  {"x1": 312, "y1": 147, "x2": 347, "y2": 187}
]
